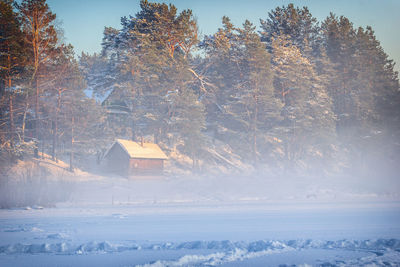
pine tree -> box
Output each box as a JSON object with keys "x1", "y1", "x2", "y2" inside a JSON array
[
  {"x1": 321, "y1": 14, "x2": 359, "y2": 135},
  {"x1": 55, "y1": 52, "x2": 104, "y2": 170},
  {"x1": 44, "y1": 44, "x2": 77, "y2": 161},
  {"x1": 271, "y1": 34, "x2": 335, "y2": 171},
  {"x1": 200, "y1": 16, "x2": 242, "y2": 124},
  {"x1": 173, "y1": 88, "x2": 206, "y2": 170},
  {"x1": 319, "y1": 13, "x2": 400, "y2": 175},
  {"x1": 260, "y1": 4, "x2": 320, "y2": 53},
  {"x1": 354, "y1": 26, "x2": 399, "y2": 131},
  {"x1": 100, "y1": 0, "x2": 201, "y2": 146},
  {"x1": 16, "y1": 0, "x2": 58, "y2": 143},
  {"x1": 79, "y1": 52, "x2": 117, "y2": 98},
  {"x1": 311, "y1": 47, "x2": 338, "y2": 167},
  {"x1": 352, "y1": 26, "x2": 399, "y2": 175},
  {"x1": 0, "y1": 0, "x2": 28, "y2": 146},
  {"x1": 231, "y1": 20, "x2": 282, "y2": 165},
  {"x1": 201, "y1": 18, "x2": 282, "y2": 166},
  {"x1": 79, "y1": 52, "x2": 127, "y2": 141}
]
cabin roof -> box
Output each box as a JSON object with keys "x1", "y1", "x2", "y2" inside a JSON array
[{"x1": 106, "y1": 139, "x2": 168, "y2": 160}]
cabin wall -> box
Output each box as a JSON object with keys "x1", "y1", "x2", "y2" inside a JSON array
[
  {"x1": 105, "y1": 144, "x2": 130, "y2": 176},
  {"x1": 129, "y1": 158, "x2": 164, "y2": 175}
]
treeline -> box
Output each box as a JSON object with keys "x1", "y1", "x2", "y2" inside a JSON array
[
  {"x1": 1, "y1": 0, "x2": 399, "y2": 175},
  {"x1": 0, "y1": 0, "x2": 103, "y2": 169}
]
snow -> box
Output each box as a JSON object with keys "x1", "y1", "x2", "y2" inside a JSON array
[
  {"x1": 1, "y1": 201, "x2": 400, "y2": 266},
  {"x1": 1, "y1": 173, "x2": 400, "y2": 266}
]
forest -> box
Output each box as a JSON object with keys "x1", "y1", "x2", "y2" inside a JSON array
[{"x1": 1, "y1": 0, "x2": 399, "y2": 178}]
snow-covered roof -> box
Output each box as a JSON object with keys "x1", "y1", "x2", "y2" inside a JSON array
[{"x1": 106, "y1": 139, "x2": 168, "y2": 160}]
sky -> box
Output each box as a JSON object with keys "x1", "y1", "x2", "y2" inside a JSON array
[{"x1": 47, "y1": 0, "x2": 400, "y2": 73}]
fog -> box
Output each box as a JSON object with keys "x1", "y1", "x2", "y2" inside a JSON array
[{"x1": 1, "y1": 152, "x2": 399, "y2": 209}]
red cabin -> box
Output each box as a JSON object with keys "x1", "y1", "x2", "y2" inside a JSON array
[{"x1": 103, "y1": 139, "x2": 168, "y2": 176}]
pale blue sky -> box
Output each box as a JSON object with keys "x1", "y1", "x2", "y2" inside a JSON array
[{"x1": 48, "y1": 0, "x2": 400, "y2": 73}]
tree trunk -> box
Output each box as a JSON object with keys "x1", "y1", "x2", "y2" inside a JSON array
[
  {"x1": 6, "y1": 51, "x2": 14, "y2": 147},
  {"x1": 9, "y1": 94, "x2": 14, "y2": 147},
  {"x1": 35, "y1": 77, "x2": 39, "y2": 140},
  {"x1": 41, "y1": 138, "x2": 45, "y2": 159},
  {"x1": 52, "y1": 90, "x2": 61, "y2": 162},
  {"x1": 69, "y1": 116, "x2": 74, "y2": 172},
  {"x1": 21, "y1": 102, "x2": 28, "y2": 142},
  {"x1": 253, "y1": 95, "x2": 258, "y2": 166},
  {"x1": 284, "y1": 138, "x2": 289, "y2": 162},
  {"x1": 51, "y1": 120, "x2": 56, "y2": 161},
  {"x1": 192, "y1": 151, "x2": 196, "y2": 171}
]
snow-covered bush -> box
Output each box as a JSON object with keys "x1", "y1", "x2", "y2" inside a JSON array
[{"x1": 0, "y1": 163, "x2": 75, "y2": 209}]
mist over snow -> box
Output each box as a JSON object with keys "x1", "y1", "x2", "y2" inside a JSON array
[{"x1": 64, "y1": 172, "x2": 400, "y2": 207}]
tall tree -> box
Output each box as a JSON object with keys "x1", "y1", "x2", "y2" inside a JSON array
[
  {"x1": 202, "y1": 18, "x2": 282, "y2": 166},
  {"x1": 53, "y1": 49, "x2": 104, "y2": 170},
  {"x1": 321, "y1": 14, "x2": 362, "y2": 136},
  {"x1": 231, "y1": 20, "x2": 282, "y2": 165},
  {"x1": 16, "y1": 0, "x2": 58, "y2": 142},
  {"x1": 260, "y1": 4, "x2": 320, "y2": 54},
  {"x1": 354, "y1": 26, "x2": 400, "y2": 130},
  {"x1": 353, "y1": 26, "x2": 399, "y2": 174},
  {"x1": 100, "y1": 0, "x2": 201, "y2": 145},
  {"x1": 44, "y1": 44, "x2": 76, "y2": 161},
  {"x1": 0, "y1": 0, "x2": 28, "y2": 149},
  {"x1": 271, "y1": 34, "x2": 335, "y2": 170},
  {"x1": 173, "y1": 87, "x2": 206, "y2": 170}
]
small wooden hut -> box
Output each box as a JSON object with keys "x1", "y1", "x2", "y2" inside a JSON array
[{"x1": 103, "y1": 139, "x2": 168, "y2": 176}]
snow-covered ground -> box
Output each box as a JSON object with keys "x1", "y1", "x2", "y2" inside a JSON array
[{"x1": 1, "y1": 174, "x2": 400, "y2": 266}]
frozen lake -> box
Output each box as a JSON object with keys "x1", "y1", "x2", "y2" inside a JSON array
[{"x1": 1, "y1": 201, "x2": 400, "y2": 266}]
